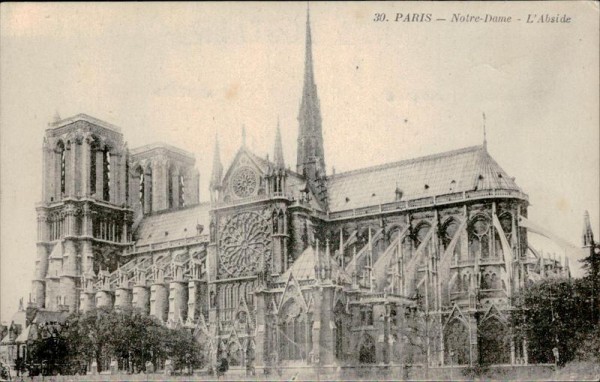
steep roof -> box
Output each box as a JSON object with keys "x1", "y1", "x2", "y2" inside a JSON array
[
  {"x1": 15, "y1": 325, "x2": 33, "y2": 343},
  {"x1": 134, "y1": 203, "x2": 210, "y2": 246},
  {"x1": 32, "y1": 310, "x2": 68, "y2": 325},
  {"x1": 278, "y1": 245, "x2": 351, "y2": 284},
  {"x1": 327, "y1": 145, "x2": 521, "y2": 212}
]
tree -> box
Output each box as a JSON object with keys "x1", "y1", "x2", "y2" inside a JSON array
[
  {"x1": 512, "y1": 277, "x2": 595, "y2": 366},
  {"x1": 580, "y1": 242, "x2": 600, "y2": 323},
  {"x1": 163, "y1": 326, "x2": 204, "y2": 373}
]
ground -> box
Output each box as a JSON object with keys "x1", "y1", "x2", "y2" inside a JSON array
[{"x1": 6, "y1": 362, "x2": 600, "y2": 381}]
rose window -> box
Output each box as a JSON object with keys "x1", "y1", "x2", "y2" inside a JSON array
[
  {"x1": 219, "y1": 211, "x2": 271, "y2": 277},
  {"x1": 232, "y1": 167, "x2": 258, "y2": 198}
]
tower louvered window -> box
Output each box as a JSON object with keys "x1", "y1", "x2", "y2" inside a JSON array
[
  {"x1": 179, "y1": 174, "x2": 185, "y2": 207},
  {"x1": 60, "y1": 145, "x2": 66, "y2": 194},
  {"x1": 90, "y1": 143, "x2": 97, "y2": 194},
  {"x1": 103, "y1": 149, "x2": 110, "y2": 201}
]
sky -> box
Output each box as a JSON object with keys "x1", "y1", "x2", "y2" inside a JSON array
[{"x1": 1, "y1": 2, "x2": 598, "y2": 322}]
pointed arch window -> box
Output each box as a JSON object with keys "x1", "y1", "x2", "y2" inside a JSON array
[
  {"x1": 443, "y1": 219, "x2": 462, "y2": 262},
  {"x1": 125, "y1": 158, "x2": 130, "y2": 204},
  {"x1": 278, "y1": 299, "x2": 307, "y2": 361},
  {"x1": 179, "y1": 174, "x2": 185, "y2": 207},
  {"x1": 495, "y1": 212, "x2": 513, "y2": 259},
  {"x1": 90, "y1": 140, "x2": 98, "y2": 195},
  {"x1": 144, "y1": 166, "x2": 153, "y2": 214},
  {"x1": 57, "y1": 141, "x2": 66, "y2": 195},
  {"x1": 102, "y1": 148, "x2": 111, "y2": 201},
  {"x1": 469, "y1": 215, "x2": 490, "y2": 259},
  {"x1": 136, "y1": 166, "x2": 144, "y2": 209},
  {"x1": 168, "y1": 165, "x2": 174, "y2": 209}
]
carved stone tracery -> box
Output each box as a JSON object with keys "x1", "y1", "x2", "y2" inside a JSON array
[{"x1": 219, "y1": 211, "x2": 271, "y2": 277}]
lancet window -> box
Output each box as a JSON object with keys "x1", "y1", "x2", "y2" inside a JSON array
[
  {"x1": 48, "y1": 212, "x2": 65, "y2": 241},
  {"x1": 442, "y1": 218, "x2": 462, "y2": 262},
  {"x1": 168, "y1": 165, "x2": 174, "y2": 209},
  {"x1": 57, "y1": 141, "x2": 66, "y2": 195},
  {"x1": 278, "y1": 299, "x2": 307, "y2": 361},
  {"x1": 179, "y1": 174, "x2": 185, "y2": 207},
  {"x1": 90, "y1": 139, "x2": 99, "y2": 195},
  {"x1": 102, "y1": 148, "x2": 111, "y2": 201},
  {"x1": 469, "y1": 215, "x2": 490, "y2": 260}
]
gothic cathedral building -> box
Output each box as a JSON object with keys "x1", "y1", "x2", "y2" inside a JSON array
[{"x1": 29, "y1": 11, "x2": 569, "y2": 371}]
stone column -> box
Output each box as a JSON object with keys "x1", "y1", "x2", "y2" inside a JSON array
[
  {"x1": 469, "y1": 314, "x2": 478, "y2": 366},
  {"x1": 188, "y1": 169, "x2": 200, "y2": 206},
  {"x1": 144, "y1": 166, "x2": 153, "y2": 214},
  {"x1": 115, "y1": 287, "x2": 132, "y2": 310},
  {"x1": 150, "y1": 282, "x2": 169, "y2": 322},
  {"x1": 152, "y1": 158, "x2": 168, "y2": 212},
  {"x1": 69, "y1": 141, "x2": 77, "y2": 197},
  {"x1": 132, "y1": 285, "x2": 150, "y2": 314},
  {"x1": 61, "y1": 235, "x2": 79, "y2": 312},
  {"x1": 272, "y1": 235, "x2": 282, "y2": 276},
  {"x1": 95, "y1": 290, "x2": 114, "y2": 309},
  {"x1": 253, "y1": 289, "x2": 267, "y2": 371},
  {"x1": 349, "y1": 297, "x2": 362, "y2": 365},
  {"x1": 373, "y1": 304, "x2": 386, "y2": 365},
  {"x1": 319, "y1": 285, "x2": 335, "y2": 366},
  {"x1": 110, "y1": 151, "x2": 119, "y2": 205},
  {"x1": 95, "y1": 150, "x2": 104, "y2": 199},
  {"x1": 510, "y1": 337, "x2": 515, "y2": 365},
  {"x1": 33, "y1": 211, "x2": 50, "y2": 308},
  {"x1": 310, "y1": 287, "x2": 322, "y2": 367},
  {"x1": 169, "y1": 281, "x2": 188, "y2": 322},
  {"x1": 187, "y1": 280, "x2": 206, "y2": 322},
  {"x1": 80, "y1": 290, "x2": 96, "y2": 313},
  {"x1": 171, "y1": 167, "x2": 180, "y2": 208}
]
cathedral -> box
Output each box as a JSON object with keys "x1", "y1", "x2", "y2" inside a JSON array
[{"x1": 18, "y1": 10, "x2": 572, "y2": 373}]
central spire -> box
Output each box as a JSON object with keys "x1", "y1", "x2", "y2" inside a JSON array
[{"x1": 297, "y1": 7, "x2": 327, "y2": 208}]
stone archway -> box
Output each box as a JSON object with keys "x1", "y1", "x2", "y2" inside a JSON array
[
  {"x1": 333, "y1": 301, "x2": 348, "y2": 362},
  {"x1": 479, "y1": 316, "x2": 510, "y2": 365},
  {"x1": 359, "y1": 334, "x2": 376, "y2": 364},
  {"x1": 444, "y1": 317, "x2": 471, "y2": 365},
  {"x1": 228, "y1": 340, "x2": 243, "y2": 367}
]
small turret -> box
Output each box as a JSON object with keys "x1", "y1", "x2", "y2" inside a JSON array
[
  {"x1": 269, "y1": 122, "x2": 287, "y2": 196},
  {"x1": 274, "y1": 120, "x2": 285, "y2": 169},
  {"x1": 209, "y1": 135, "x2": 223, "y2": 203},
  {"x1": 583, "y1": 210, "x2": 595, "y2": 247}
]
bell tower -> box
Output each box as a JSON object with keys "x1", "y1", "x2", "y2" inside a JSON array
[{"x1": 33, "y1": 114, "x2": 134, "y2": 312}]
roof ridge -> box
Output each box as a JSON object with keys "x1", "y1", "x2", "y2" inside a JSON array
[
  {"x1": 47, "y1": 113, "x2": 122, "y2": 133},
  {"x1": 130, "y1": 142, "x2": 195, "y2": 159},
  {"x1": 138, "y1": 202, "x2": 210, "y2": 219},
  {"x1": 243, "y1": 146, "x2": 305, "y2": 178},
  {"x1": 330, "y1": 145, "x2": 483, "y2": 180}
]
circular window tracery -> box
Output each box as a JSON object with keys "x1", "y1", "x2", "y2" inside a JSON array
[
  {"x1": 219, "y1": 211, "x2": 271, "y2": 277},
  {"x1": 232, "y1": 167, "x2": 258, "y2": 198}
]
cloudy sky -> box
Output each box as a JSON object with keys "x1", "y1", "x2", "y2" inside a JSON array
[{"x1": 1, "y1": 2, "x2": 598, "y2": 321}]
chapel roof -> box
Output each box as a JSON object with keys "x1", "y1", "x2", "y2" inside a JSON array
[
  {"x1": 278, "y1": 245, "x2": 351, "y2": 284},
  {"x1": 31, "y1": 310, "x2": 68, "y2": 325},
  {"x1": 134, "y1": 203, "x2": 210, "y2": 246},
  {"x1": 327, "y1": 145, "x2": 522, "y2": 212}
]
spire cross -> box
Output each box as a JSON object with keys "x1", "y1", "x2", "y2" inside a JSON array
[{"x1": 483, "y1": 112, "x2": 487, "y2": 149}]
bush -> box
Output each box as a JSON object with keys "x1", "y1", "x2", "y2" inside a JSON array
[{"x1": 27, "y1": 307, "x2": 204, "y2": 375}]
